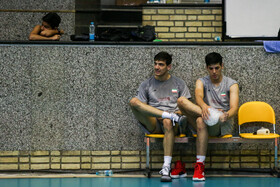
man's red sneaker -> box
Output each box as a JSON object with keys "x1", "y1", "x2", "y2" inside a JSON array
[
  {"x1": 170, "y1": 160, "x2": 187, "y2": 179},
  {"x1": 192, "y1": 162, "x2": 205, "y2": 181}
]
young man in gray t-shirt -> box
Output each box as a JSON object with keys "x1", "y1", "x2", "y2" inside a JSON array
[
  {"x1": 177, "y1": 52, "x2": 239, "y2": 181},
  {"x1": 129, "y1": 52, "x2": 191, "y2": 182}
]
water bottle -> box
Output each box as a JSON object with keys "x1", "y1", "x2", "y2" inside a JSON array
[
  {"x1": 214, "y1": 36, "x2": 221, "y2": 42},
  {"x1": 96, "y1": 170, "x2": 113, "y2": 176},
  {"x1": 89, "y1": 22, "x2": 95, "y2": 42}
]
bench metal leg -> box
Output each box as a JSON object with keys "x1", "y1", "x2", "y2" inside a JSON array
[
  {"x1": 272, "y1": 137, "x2": 280, "y2": 177},
  {"x1": 146, "y1": 137, "x2": 151, "y2": 178},
  {"x1": 275, "y1": 138, "x2": 278, "y2": 168}
]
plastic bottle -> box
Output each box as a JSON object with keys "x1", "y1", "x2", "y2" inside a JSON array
[
  {"x1": 89, "y1": 22, "x2": 95, "y2": 42},
  {"x1": 214, "y1": 36, "x2": 221, "y2": 42},
  {"x1": 96, "y1": 170, "x2": 113, "y2": 176}
]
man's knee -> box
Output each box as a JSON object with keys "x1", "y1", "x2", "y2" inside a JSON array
[
  {"x1": 129, "y1": 97, "x2": 141, "y2": 108},
  {"x1": 196, "y1": 117, "x2": 207, "y2": 131},
  {"x1": 177, "y1": 96, "x2": 187, "y2": 108},
  {"x1": 162, "y1": 119, "x2": 173, "y2": 131}
]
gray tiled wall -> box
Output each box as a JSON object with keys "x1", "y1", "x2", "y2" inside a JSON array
[{"x1": 0, "y1": 45, "x2": 279, "y2": 151}]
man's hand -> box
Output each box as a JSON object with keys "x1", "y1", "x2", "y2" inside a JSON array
[
  {"x1": 40, "y1": 29, "x2": 59, "y2": 37},
  {"x1": 50, "y1": 35, "x2": 61, "y2": 41},
  {"x1": 219, "y1": 112, "x2": 229, "y2": 123},
  {"x1": 201, "y1": 104, "x2": 211, "y2": 121}
]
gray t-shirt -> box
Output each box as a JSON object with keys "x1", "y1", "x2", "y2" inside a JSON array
[
  {"x1": 199, "y1": 75, "x2": 238, "y2": 135},
  {"x1": 199, "y1": 75, "x2": 237, "y2": 112},
  {"x1": 136, "y1": 76, "x2": 191, "y2": 113}
]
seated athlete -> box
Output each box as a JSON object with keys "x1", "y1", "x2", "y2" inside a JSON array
[
  {"x1": 129, "y1": 51, "x2": 191, "y2": 182},
  {"x1": 177, "y1": 52, "x2": 239, "y2": 181}
]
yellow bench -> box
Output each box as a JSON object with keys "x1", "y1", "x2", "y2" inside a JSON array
[{"x1": 144, "y1": 101, "x2": 280, "y2": 177}]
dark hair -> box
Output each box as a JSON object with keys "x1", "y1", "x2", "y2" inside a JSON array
[
  {"x1": 205, "y1": 52, "x2": 223, "y2": 66},
  {"x1": 154, "y1": 52, "x2": 172, "y2": 66},
  {"x1": 42, "y1": 13, "x2": 61, "y2": 29}
]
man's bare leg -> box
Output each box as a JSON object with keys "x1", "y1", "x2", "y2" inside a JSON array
[
  {"x1": 162, "y1": 119, "x2": 175, "y2": 157},
  {"x1": 177, "y1": 97, "x2": 208, "y2": 157},
  {"x1": 196, "y1": 117, "x2": 208, "y2": 156},
  {"x1": 130, "y1": 97, "x2": 182, "y2": 132},
  {"x1": 161, "y1": 118, "x2": 176, "y2": 182},
  {"x1": 130, "y1": 97, "x2": 176, "y2": 155},
  {"x1": 177, "y1": 97, "x2": 202, "y2": 117},
  {"x1": 130, "y1": 98, "x2": 176, "y2": 181},
  {"x1": 129, "y1": 97, "x2": 164, "y2": 132}
]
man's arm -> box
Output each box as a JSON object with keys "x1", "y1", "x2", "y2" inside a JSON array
[
  {"x1": 40, "y1": 28, "x2": 64, "y2": 37},
  {"x1": 29, "y1": 25, "x2": 61, "y2": 41},
  {"x1": 195, "y1": 79, "x2": 210, "y2": 120},
  {"x1": 219, "y1": 83, "x2": 239, "y2": 122}
]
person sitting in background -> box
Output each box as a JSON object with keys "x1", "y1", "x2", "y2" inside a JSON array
[{"x1": 29, "y1": 12, "x2": 64, "y2": 41}]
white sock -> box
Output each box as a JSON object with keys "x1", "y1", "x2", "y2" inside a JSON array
[
  {"x1": 162, "y1": 112, "x2": 172, "y2": 119},
  {"x1": 162, "y1": 112, "x2": 179, "y2": 122},
  {"x1": 163, "y1": 156, "x2": 172, "y2": 167},
  {"x1": 196, "y1": 155, "x2": 206, "y2": 163}
]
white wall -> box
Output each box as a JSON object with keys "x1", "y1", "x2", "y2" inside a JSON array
[{"x1": 225, "y1": 0, "x2": 280, "y2": 38}]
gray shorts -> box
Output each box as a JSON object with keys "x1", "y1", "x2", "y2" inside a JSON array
[
  {"x1": 207, "y1": 118, "x2": 234, "y2": 136},
  {"x1": 138, "y1": 118, "x2": 180, "y2": 135},
  {"x1": 137, "y1": 119, "x2": 164, "y2": 134}
]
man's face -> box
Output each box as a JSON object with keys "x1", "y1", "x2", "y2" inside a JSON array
[
  {"x1": 206, "y1": 63, "x2": 223, "y2": 81},
  {"x1": 154, "y1": 60, "x2": 170, "y2": 77},
  {"x1": 41, "y1": 21, "x2": 52, "y2": 31}
]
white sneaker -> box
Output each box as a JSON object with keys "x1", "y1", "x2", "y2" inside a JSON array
[
  {"x1": 178, "y1": 115, "x2": 187, "y2": 126},
  {"x1": 159, "y1": 165, "x2": 172, "y2": 182},
  {"x1": 170, "y1": 113, "x2": 187, "y2": 126}
]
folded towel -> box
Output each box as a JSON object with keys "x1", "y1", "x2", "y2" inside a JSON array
[{"x1": 263, "y1": 41, "x2": 280, "y2": 53}]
